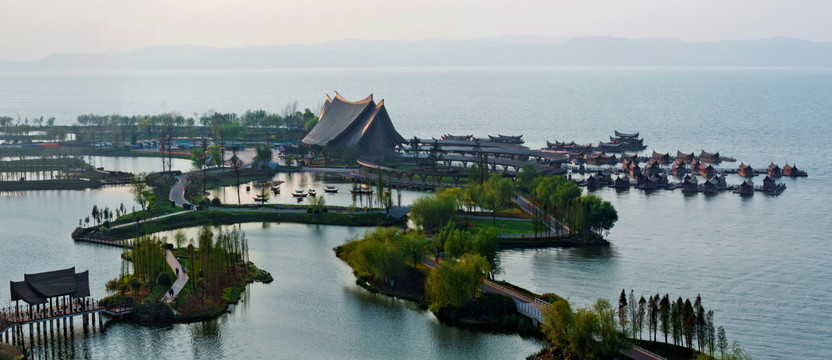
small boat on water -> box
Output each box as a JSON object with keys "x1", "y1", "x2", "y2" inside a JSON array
[
  {"x1": 271, "y1": 187, "x2": 280, "y2": 194},
  {"x1": 292, "y1": 190, "x2": 306, "y2": 197},
  {"x1": 324, "y1": 186, "x2": 338, "y2": 193},
  {"x1": 307, "y1": 189, "x2": 317, "y2": 196}
]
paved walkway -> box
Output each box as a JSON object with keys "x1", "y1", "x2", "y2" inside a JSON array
[
  {"x1": 512, "y1": 194, "x2": 570, "y2": 236},
  {"x1": 109, "y1": 210, "x2": 190, "y2": 230},
  {"x1": 161, "y1": 249, "x2": 189, "y2": 303},
  {"x1": 300, "y1": 166, "x2": 354, "y2": 173},
  {"x1": 169, "y1": 174, "x2": 191, "y2": 206}
]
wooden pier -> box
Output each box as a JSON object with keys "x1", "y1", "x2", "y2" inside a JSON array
[
  {"x1": 2, "y1": 267, "x2": 133, "y2": 354},
  {"x1": 72, "y1": 233, "x2": 132, "y2": 248}
]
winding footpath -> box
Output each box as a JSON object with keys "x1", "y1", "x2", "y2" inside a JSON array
[
  {"x1": 169, "y1": 174, "x2": 191, "y2": 207},
  {"x1": 161, "y1": 249, "x2": 189, "y2": 303}
]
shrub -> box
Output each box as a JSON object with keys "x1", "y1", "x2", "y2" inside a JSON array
[
  {"x1": 211, "y1": 198, "x2": 222, "y2": 206},
  {"x1": 157, "y1": 272, "x2": 173, "y2": 286}
]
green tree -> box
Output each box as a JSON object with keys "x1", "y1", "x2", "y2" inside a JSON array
[
  {"x1": 469, "y1": 227, "x2": 500, "y2": 275},
  {"x1": 515, "y1": 163, "x2": 538, "y2": 191},
  {"x1": 191, "y1": 140, "x2": 209, "y2": 197},
  {"x1": 619, "y1": 289, "x2": 628, "y2": 330},
  {"x1": 480, "y1": 174, "x2": 514, "y2": 226},
  {"x1": 339, "y1": 227, "x2": 410, "y2": 282},
  {"x1": 637, "y1": 296, "x2": 647, "y2": 340},
  {"x1": 581, "y1": 194, "x2": 619, "y2": 235},
  {"x1": 660, "y1": 294, "x2": 671, "y2": 343},
  {"x1": 410, "y1": 193, "x2": 457, "y2": 233},
  {"x1": 717, "y1": 326, "x2": 728, "y2": 358},
  {"x1": 593, "y1": 298, "x2": 632, "y2": 357},
  {"x1": 425, "y1": 253, "x2": 490, "y2": 309},
  {"x1": 308, "y1": 195, "x2": 326, "y2": 214},
  {"x1": 252, "y1": 144, "x2": 273, "y2": 170},
  {"x1": 174, "y1": 229, "x2": 187, "y2": 249},
  {"x1": 541, "y1": 299, "x2": 575, "y2": 352},
  {"x1": 129, "y1": 172, "x2": 152, "y2": 211},
  {"x1": 409, "y1": 136, "x2": 421, "y2": 166}
]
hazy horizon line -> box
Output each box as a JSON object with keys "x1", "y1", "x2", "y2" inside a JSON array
[{"x1": 4, "y1": 35, "x2": 829, "y2": 62}]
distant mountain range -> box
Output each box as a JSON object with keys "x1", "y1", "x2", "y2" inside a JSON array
[{"x1": 2, "y1": 36, "x2": 831, "y2": 71}]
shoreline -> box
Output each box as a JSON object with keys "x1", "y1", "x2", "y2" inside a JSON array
[{"x1": 77, "y1": 209, "x2": 403, "y2": 240}]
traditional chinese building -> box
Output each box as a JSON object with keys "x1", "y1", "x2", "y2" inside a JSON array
[
  {"x1": 738, "y1": 163, "x2": 754, "y2": 177},
  {"x1": 699, "y1": 150, "x2": 721, "y2": 163},
  {"x1": 302, "y1": 92, "x2": 406, "y2": 154}
]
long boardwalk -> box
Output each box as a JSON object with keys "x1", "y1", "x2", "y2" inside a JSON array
[{"x1": 161, "y1": 249, "x2": 189, "y2": 303}]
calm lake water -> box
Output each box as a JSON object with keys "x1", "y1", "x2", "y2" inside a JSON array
[{"x1": 1, "y1": 68, "x2": 831, "y2": 359}]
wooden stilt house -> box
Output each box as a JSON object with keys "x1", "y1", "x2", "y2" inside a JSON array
[{"x1": 738, "y1": 163, "x2": 754, "y2": 177}]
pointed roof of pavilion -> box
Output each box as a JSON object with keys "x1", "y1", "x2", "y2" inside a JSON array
[
  {"x1": 10, "y1": 267, "x2": 90, "y2": 305},
  {"x1": 614, "y1": 130, "x2": 639, "y2": 138}
]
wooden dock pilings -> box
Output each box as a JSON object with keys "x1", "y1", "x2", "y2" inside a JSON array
[{"x1": 72, "y1": 233, "x2": 132, "y2": 248}]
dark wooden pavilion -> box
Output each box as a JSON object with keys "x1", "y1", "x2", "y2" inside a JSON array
[
  {"x1": 672, "y1": 160, "x2": 688, "y2": 176},
  {"x1": 768, "y1": 162, "x2": 781, "y2": 177},
  {"x1": 643, "y1": 160, "x2": 662, "y2": 177},
  {"x1": 738, "y1": 163, "x2": 754, "y2": 177},
  {"x1": 652, "y1": 151, "x2": 671, "y2": 164},
  {"x1": 783, "y1": 163, "x2": 806, "y2": 177},
  {"x1": 700, "y1": 150, "x2": 721, "y2": 163},
  {"x1": 735, "y1": 179, "x2": 754, "y2": 195},
  {"x1": 698, "y1": 164, "x2": 715, "y2": 178},
  {"x1": 682, "y1": 175, "x2": 699, "y2": 193},
  {"x1": 676, "y1": 151, "x2": 694, "y2": 163},
  {"x1": 10, "y1": 267, "x2": 91, "y2": 318}
]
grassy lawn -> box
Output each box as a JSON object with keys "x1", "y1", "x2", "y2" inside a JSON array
[
  {"x1": 107, "y1": 210, "x2": 400, "y2": 239},
  {"x1": 464, "y1": 217, "x2": 534, "y2": 234}
]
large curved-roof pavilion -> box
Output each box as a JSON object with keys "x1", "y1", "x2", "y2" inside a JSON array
[{"x1": 302, "y1": 92, "x2": 406, "y2": 153}]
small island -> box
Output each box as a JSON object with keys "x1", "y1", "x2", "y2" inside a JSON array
[{"x1": 100, "y1": 226, "x2": 272, "y2": 323}]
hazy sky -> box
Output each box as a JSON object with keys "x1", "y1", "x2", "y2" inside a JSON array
[{"x1": 1, "y1": 0, "x2": 830, "y2": 61}]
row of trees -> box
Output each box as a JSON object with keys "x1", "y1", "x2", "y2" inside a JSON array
[
  {"x1": 188, "y1": 226, "x2": 251, "y2": 303},
  {"x1": 410, "y1": 175, "x2": 514, "y2": 233},
  {"x1": 86, "y1": 203, "x2": 127, "y2": 227},
  {"x1": 0, "y1": 115, "x2": 56, "y2": 136},
  {"x1": 70, "y1": 104, "x2": 317, "y2": 145},
  {"x1": 0, "y1": 155, "x2": 88, "y2": 181},
  {"x1": 523, "y1": 171, "x2": 618, "y2": 236},
  {"x1": 618, "y1": 290, "x2": 751, "y2": 360}
]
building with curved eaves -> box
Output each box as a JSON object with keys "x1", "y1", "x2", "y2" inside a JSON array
[{"x1": 302, "y1": 92, "x2": 406, "y2": 154}]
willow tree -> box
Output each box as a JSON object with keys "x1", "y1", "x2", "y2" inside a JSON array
[{"x1": 425, "y1": 254, "x2": 490, "y2": 310}]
